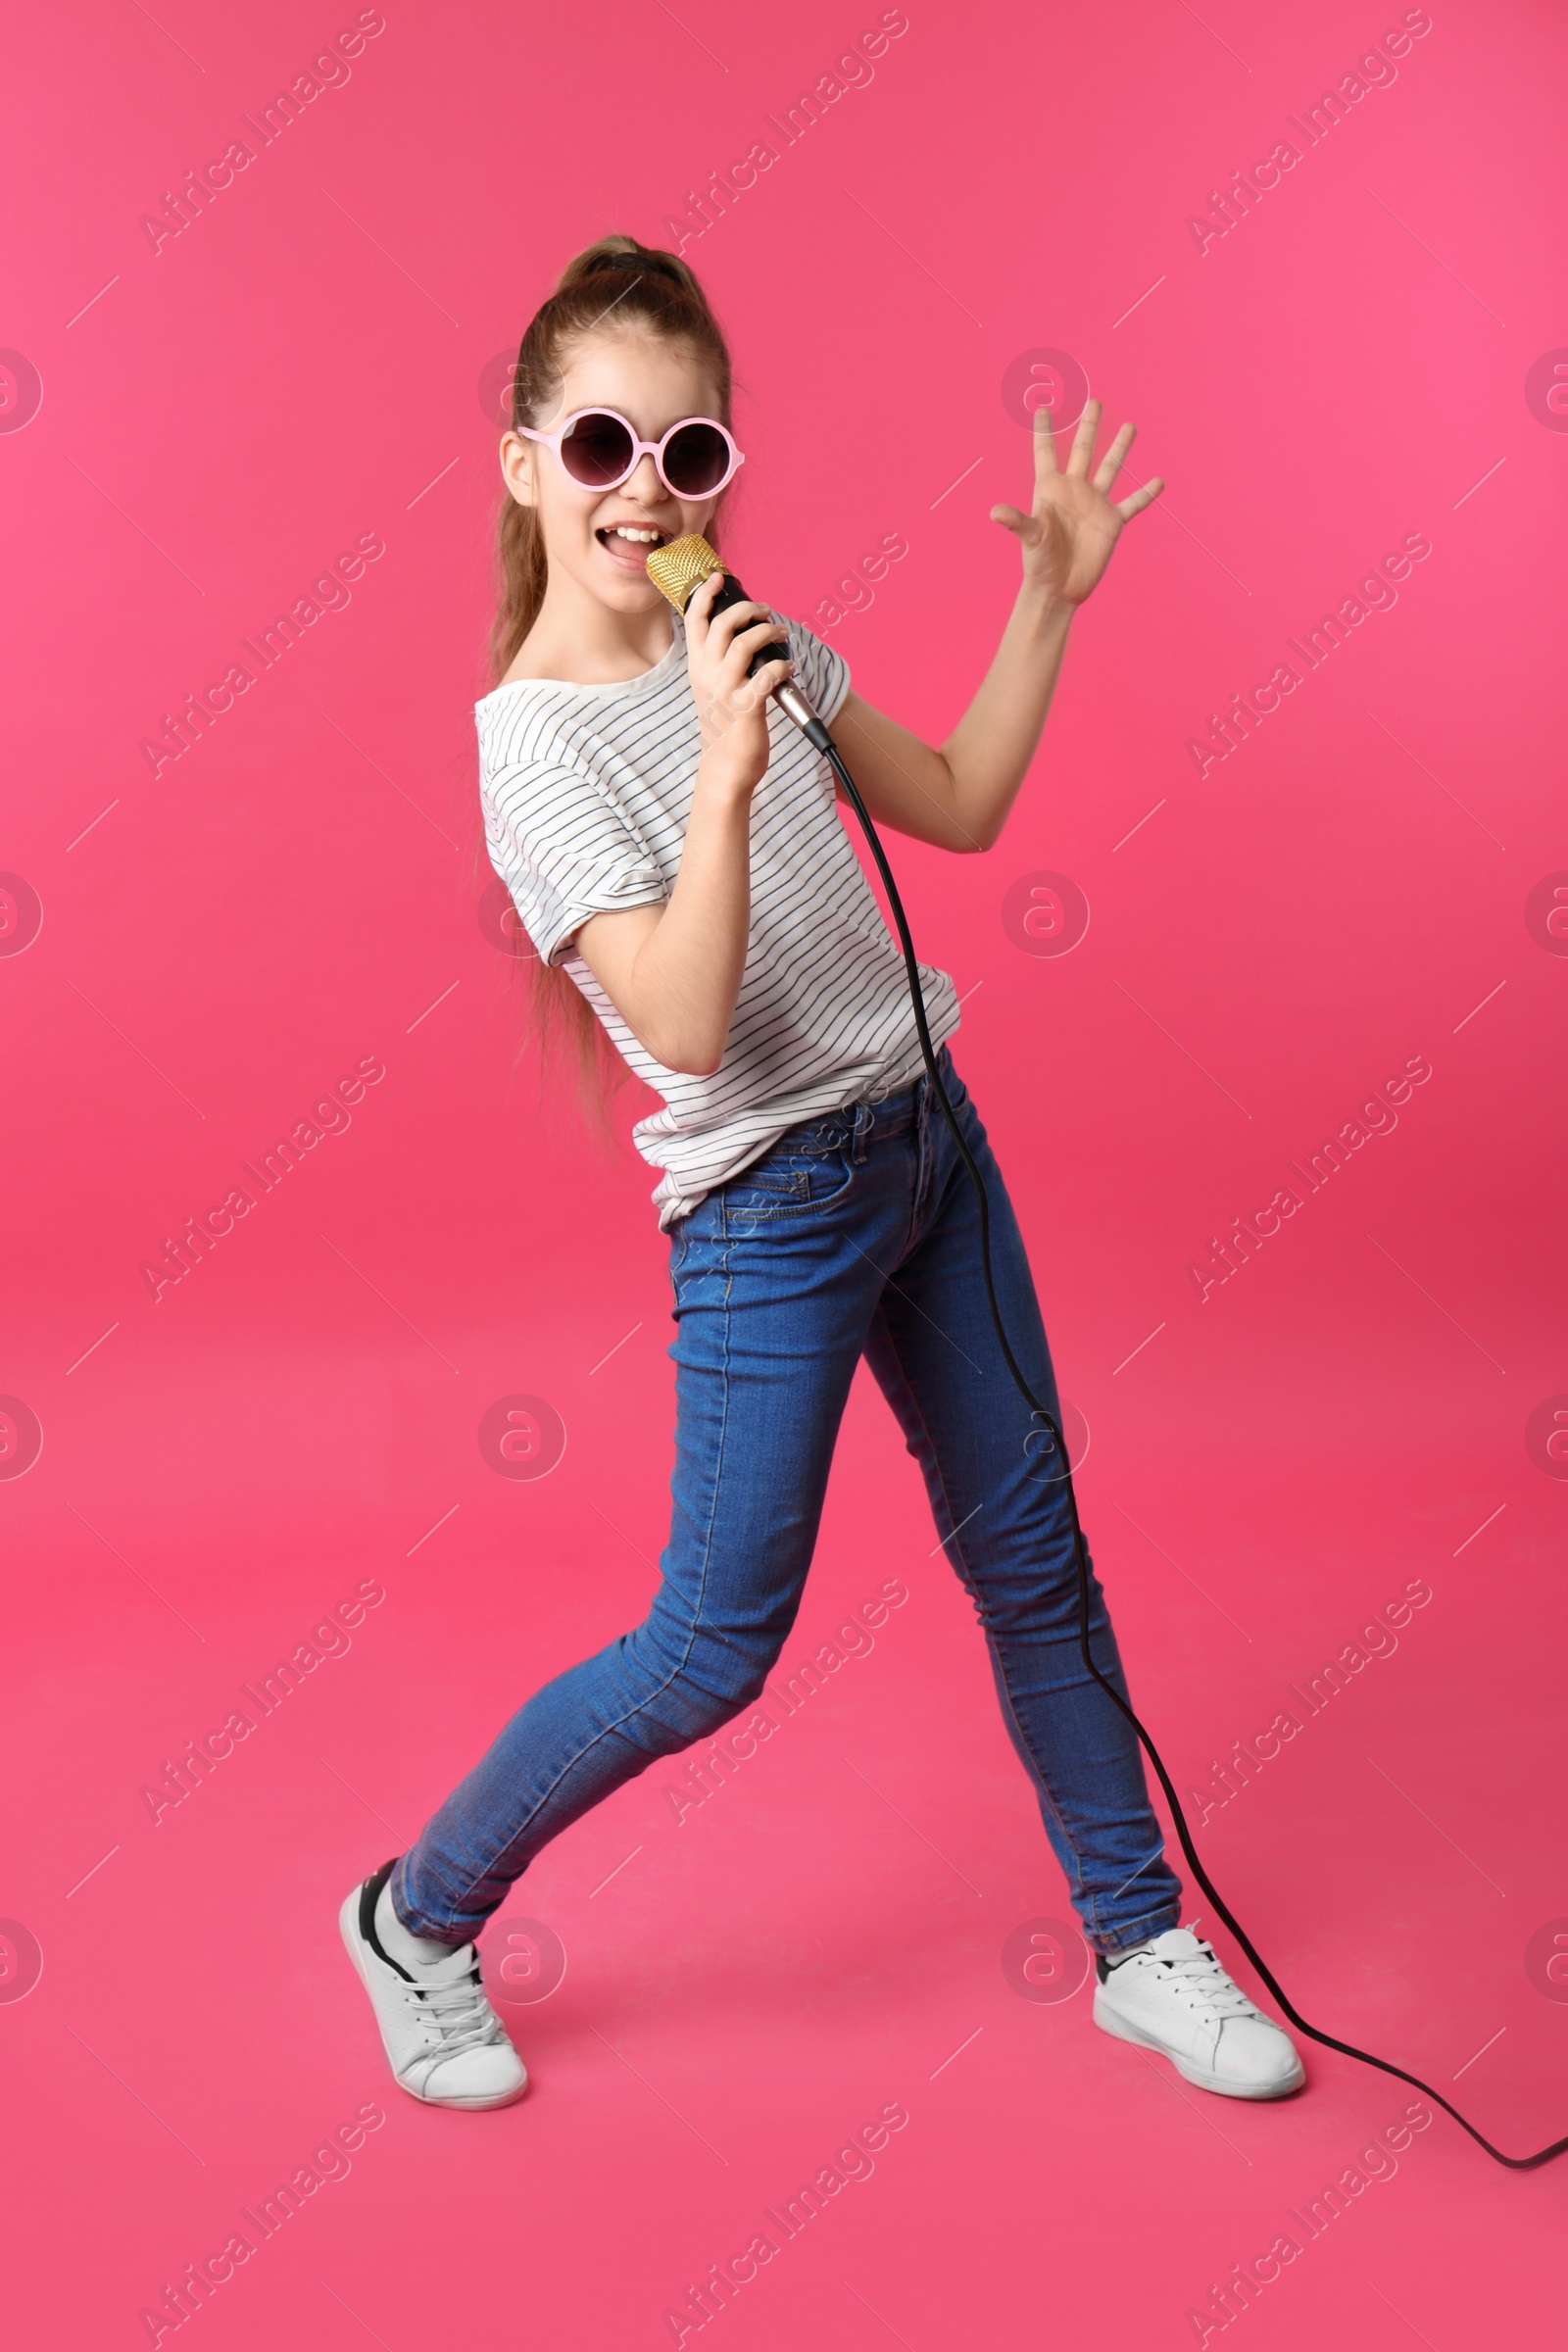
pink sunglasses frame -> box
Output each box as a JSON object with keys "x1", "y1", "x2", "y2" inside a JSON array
[{"x1": 514, "y1": 407, "x2": 745, "y2": 502}]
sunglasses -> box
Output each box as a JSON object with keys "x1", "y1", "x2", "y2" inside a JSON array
[{"x1": 515, "y1": 407, "x2": 744, "y2": 501}]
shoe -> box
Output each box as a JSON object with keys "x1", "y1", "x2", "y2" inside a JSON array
[
  {"x1": 1093, "y1": 1927, "x2": 1305, "y2": 2100},
  {"x1": 339, "y1": 1860, "x2": 528, "y2": 2111}
]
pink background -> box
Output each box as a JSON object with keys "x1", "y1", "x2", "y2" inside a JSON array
[{"x1": 4, "y1": 0, "x2": 1567, "y2": 2343}]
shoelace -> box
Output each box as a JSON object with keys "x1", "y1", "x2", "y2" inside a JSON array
[
  {"x1": 1144, "y1": 1942, "x2": 1257, "y2": 2020},
  {"x1": 412, "y1": 1964, "x2": 506, "y2": 2059}
]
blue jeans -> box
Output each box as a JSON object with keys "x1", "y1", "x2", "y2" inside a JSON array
[{"x1": 394, "y1": 1049, "x2": 1182, "y2": 1957}]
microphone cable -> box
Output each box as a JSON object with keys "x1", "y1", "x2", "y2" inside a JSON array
[
  {"x1": 641, "y1": 528, "x2": 1563, "y2": 2165},
  {"x1": 814, "y1": 722, "x2": 1564, "y2": 2173}
]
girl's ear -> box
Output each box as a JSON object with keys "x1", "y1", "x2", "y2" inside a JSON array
[{"x1": 500, "y1": 430, "x2": 537, "y2": 510}]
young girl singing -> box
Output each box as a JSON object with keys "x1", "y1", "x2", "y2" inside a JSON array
[{"x1": 340, "y1": 234, "x2": 1304, "y2": 2111}]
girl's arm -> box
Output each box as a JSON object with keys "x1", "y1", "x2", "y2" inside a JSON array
[
  {"x1": 827, "y1": 399, "x2": 1164, "y2": 854},
  {"x1": 570, "y1": 576, "x2": 790, "y2": 1077}
]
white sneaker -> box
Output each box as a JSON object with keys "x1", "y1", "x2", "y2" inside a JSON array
[
  {"x1": 339, "y1": 1861, "x2": 528, "y2": 2111},
  {"x1": 1093, "y1": 1927, "x2": 1305, "y2": 2100}
]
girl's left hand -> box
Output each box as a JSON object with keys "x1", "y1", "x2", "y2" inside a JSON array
[{"x1": 990, "y1": 398, "x2": 1164, "y2": 609}]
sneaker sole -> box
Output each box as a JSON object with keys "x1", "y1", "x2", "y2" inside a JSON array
[
  {"x1": 337, "y1": 1885, "x2": 528, "y2": 2112},
  {"x1": 1093, "y1": 1987, "x2": 1306, "y2": 2100}
]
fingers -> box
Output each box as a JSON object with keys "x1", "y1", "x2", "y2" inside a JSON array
[
  {"x1": 990, "y1": 502, "x2": 1032, "y2": 537},
  {"x1": 705, "y1": 649, "x2": 791, "y2": 729},
  {"x1": 740, "y1": 652, "x2": 793, "y2": 702},
  {"x1": 704, "y1": 592, "x2": 778, "y2": 656},
  {"x1": 684, "y1": 567, "x2": 726, "y2": 636},
  {"x1": 1092, "y1": 421, "x2": 1136, "y2": 495},
  {"x1": 688, "y1": 576, "x2": 788, "y2": 673},
  {"x1": 736, "y1": 622, "x2": 791, "y2": 679},
  {"x1": 717, "y1": 612, "x2": 789, "y2": 675},
  {"x1": 706, "y1": 608, "x2": 791, "y2": 716},
  {"x1": 1031, "y1": 401, "x2": 1059, "y2": 476},
  {"x1": 729, "y1": 642, "x2": 789, "y2": 704},
  {"x1": 1115, "y1": 473, "x2": 1165, "y2": 520},
  {"x1": 1064, "y1": 396, "x2": 1102, "y2": 478}
]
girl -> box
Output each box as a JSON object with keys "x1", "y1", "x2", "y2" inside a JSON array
[{"x1": 340, "y1": 234, "x2": 1303, "y2": 2111}]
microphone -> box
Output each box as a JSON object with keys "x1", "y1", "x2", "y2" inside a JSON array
[{"x1": 645, "y1": 532, "x2": 831, "y2": 749}]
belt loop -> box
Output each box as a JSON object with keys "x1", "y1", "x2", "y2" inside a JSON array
[{"x1": 851, "y1": 1100, "x2": 871, "y2": 1163}]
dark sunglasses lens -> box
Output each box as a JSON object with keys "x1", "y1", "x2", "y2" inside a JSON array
[
  {"x1": 560, "y1": 412, "x2": 634, "y2": 486},
  {"x1": 662, "y1": 421, "x2": 730, "y2": 496}
]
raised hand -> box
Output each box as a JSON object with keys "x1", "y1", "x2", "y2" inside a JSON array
[{"x1": 989, "y1": 398, "x2": 1164, "y2": 608}]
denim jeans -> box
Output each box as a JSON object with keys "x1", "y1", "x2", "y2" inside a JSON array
[{"x1": 394, "y1": 1048, "x2": 1182, "y2": 1956}]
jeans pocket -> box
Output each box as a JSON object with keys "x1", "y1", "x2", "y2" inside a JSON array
[{"x1": 718, "y1": 1146, "x2": 856, "y2": 1228}]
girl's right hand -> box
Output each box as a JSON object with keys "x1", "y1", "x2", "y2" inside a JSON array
[{"x1": 683, "y1": 569, "x2": 793, "y2": 795}]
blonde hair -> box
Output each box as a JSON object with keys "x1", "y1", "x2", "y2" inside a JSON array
[{"x1": 489, "y1": 233, "x2": 737, "y2": 1131}]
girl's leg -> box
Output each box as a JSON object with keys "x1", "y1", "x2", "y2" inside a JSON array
[
  {"x1": 859, "y1": 1055, "x2": 1183, "y2": 1956},
  {"x1": 391, "y1": 1120, "x2": 893, "y2": 1946}
]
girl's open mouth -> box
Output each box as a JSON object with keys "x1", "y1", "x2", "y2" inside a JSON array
[{"x1": 596, "y1": 524, "x2": 670, "y2": 571}]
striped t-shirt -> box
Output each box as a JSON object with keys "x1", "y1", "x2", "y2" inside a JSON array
[{"x1": 476, "y1": 607, "x2": 960, "y2": 1229}]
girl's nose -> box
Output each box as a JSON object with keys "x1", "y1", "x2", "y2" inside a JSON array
[{"x1": 623, "y1": 450, "x2": 665, "y2": 504}]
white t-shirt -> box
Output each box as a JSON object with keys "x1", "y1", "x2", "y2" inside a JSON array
[{"x1": 476, "y1": 607, "x2": 960, "y2": 1229}]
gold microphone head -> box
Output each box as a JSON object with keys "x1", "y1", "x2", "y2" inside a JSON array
[{"x1": 645, "y1": 532, "x2": 724, "y2": 612}]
